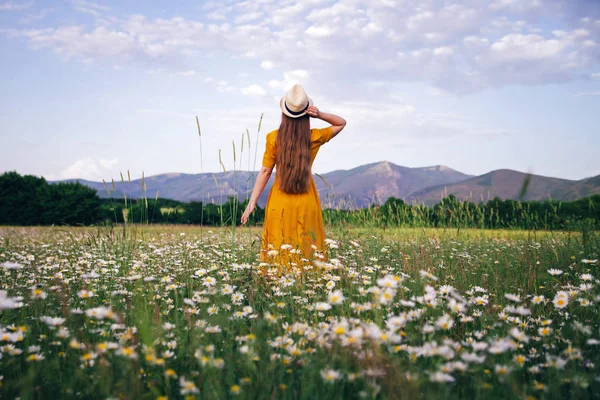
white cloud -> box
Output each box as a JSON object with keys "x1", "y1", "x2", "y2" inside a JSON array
[
  {"x1": 260, "y1": 60, "x2": 274, "y2": 70},
  {"x1": 2, "y1": 0, "x2": 599, "y2": 94},
  {"x1": 362, "y1": 22, "x2": 382, "y2": 36},
  {"x1": 307, "y1": 2, "x2": 357, "y2": 20},
  {"x1": 61, "y1": 158, "x2": 120, "y2": 181},
  {"x1": 99, "y1": 158, "x2": 119, "y2": 169},
  {"x1": 207, "y1": 11, "x2": 226, "y2": 20},
  {"x1": 235, "y1": 11, "x2": 263, "y2": 24},
  {"x1": 268, "y1": 70, "x2": 311, "y2": 92},
  {"x1": 574, "y1": 91, "x2": 600, "y2": 97},
  {"x1": 216, "y1": 80, "x2": 234, "y2": 92},
  {"x1": 433, "y1": 46, "x2": 454, "y2": 56},
  {"x1": 22, "y1": 26, "x2": 134, "y2": 61},
  {"x1": 18, "y1": 7, "x2": 53, "y2": 24},
  {"x1": 270, "y1": 2, "x2": 310, "y2": 26},
  {"x1": 424, "y1": 32, "x2": 442, "y2": 41},
  {"x1": 490, "y1": 0, "x2": 542, "y2": 12},
  {"x1": 176, "y1": 70, "x2": 195, "y2": 77},
  {"x1": 285, "y1": 69, "x2": 309, "y2": 81},
  {"x1": 461, "y1": 28, "x2": 599, "y2": 87},
  {"x1": 305, "y1": 25, "x2": 333, "y2": 38},
  {"x1": 241, "y1": 84, "x2": 266, "y2": 96},
  {"x1": 201, "y1": 76, "x2": 234, "y2": 92},
  {"x1": 71, "y1": 0, "x2": 110, "y2": 17},
  {"x1": 463, "y1": 36, "x2": 489, "y2": 47},
  {"x1": 490, "y1": 34, "x2": 565, "y2": 61},
  {"x1": 0, "y1": 1, "x2": 31, "y2": 11}
]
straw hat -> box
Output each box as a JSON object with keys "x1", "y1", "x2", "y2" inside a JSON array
[{"x1": 280, "y1": 84, "x2": 313, "y2": 118}]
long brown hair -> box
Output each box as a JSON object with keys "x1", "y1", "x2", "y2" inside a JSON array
[{"x1": 276, "y1": 113, "x2": 311, "y2": 194}]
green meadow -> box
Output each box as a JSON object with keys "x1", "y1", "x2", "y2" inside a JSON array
[{"x1": 0, "y1": 225, "x2": 598, "y2": 399}]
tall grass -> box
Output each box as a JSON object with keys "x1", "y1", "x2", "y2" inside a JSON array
[
  {"x1": 231, "y1": 139, "x2": 237, "y2": 242},
  {"x1": 322, "y1": 195, "x2": 599, "y2": 232},
  {"x1": 196, "y1": 116, "x2": 204, "y2": 240}
]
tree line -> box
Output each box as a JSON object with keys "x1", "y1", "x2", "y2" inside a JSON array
[
  {"x1": 1, "y1": 171, "x2": 598, "y2": 230},
  {"x1": 96, "y1": 196, "x2": 263, "y2": 226},
  {"x1": 0, "y1": 172, "x2": 100, "y2": 225},
  {"x1": 0, "y1": 172, "x2": 262, "y2": 227}
]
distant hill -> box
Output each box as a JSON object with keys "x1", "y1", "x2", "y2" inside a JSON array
[
  {"x1": 407, "y1": 169, "x2": 600, "y2": 206},
  {"x1": 57, "y1": 162, "x2": 600, "y2": 208},
  {"x1": 313, "y1": 161, "x2": 473, "y2": 207},
  {"x1": 62, "y1": 171, "x2": 260, "y2": 204}
]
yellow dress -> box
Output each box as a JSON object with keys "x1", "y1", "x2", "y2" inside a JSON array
[{"x1": 260, "y1": 126, "x2": 334, "y2": 269}]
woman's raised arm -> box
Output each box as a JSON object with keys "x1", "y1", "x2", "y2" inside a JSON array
[{"x1": 306, "y1": 106, "x2": 346, "y2": 139}]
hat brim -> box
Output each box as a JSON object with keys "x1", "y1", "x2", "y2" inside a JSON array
[{"x1": 280, "y1": 96, "x2": 313, "y2": 118}]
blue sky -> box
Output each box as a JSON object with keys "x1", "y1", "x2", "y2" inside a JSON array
[{"x1": 1, "y1": 0, "x2": 599, "y2": 182}]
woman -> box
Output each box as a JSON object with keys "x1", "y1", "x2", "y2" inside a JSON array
[{"x1": 240, "y1": 84, "x2": 346, "y2": 271}]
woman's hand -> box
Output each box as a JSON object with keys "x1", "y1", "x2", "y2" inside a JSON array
[
  {"x1": 306, "y1": 106, "x2": 320, "y2": 118},
  {"x1": 240, "y1": 201, "x2": 256, "y2": 225}
]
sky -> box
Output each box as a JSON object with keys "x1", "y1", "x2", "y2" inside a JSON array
[{"x1": 0, "y1": 0, "x2": 599, "y2": 183}]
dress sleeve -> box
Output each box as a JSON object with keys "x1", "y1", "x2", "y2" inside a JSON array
[
  {"x1": 313, "y1": 126, "x2": 334, "y2": 146},
  {"x1": 261, "y1": 131, "x2": 276, "y2": 168}
]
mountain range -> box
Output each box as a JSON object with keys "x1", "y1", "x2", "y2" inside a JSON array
[{"x1": 59, "y1": 161, "x2": 600, "y2": 208}]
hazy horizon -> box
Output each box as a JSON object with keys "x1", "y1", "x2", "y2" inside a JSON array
[{"x1": 39, "y1": 160, "x2": 599, "y2": 184}]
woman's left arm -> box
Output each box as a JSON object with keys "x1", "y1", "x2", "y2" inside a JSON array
[{"x1": 241, "y1": 166, "x2": 273, "y2": 224}]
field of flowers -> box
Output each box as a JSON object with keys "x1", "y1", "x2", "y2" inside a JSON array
[{"x1": 0, "y1": 225, "x2": 598, "y2": 399}]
